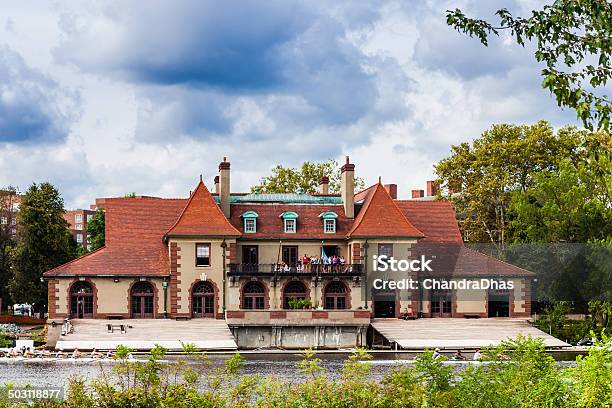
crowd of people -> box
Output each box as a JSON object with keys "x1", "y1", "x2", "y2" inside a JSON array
[{"x1": 276, "y1": 253, "x2": 351, "y2": 273}]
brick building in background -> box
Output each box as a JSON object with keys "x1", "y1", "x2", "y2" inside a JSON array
[
  {"x1": 64, "y1": 209, "x2": 96, "y2": 249},
  {"x1": 0, "y1": 191, "x2": 21, "y2": 239}
]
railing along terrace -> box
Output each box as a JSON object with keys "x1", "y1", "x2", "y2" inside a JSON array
[{"x1": 228, "y1": 263, "x2": 363, "y2": 276}]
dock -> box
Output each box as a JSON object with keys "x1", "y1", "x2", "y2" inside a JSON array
[
  {"x1": 371, "y1": 318, "x2": 570, "y2": 349},
  {"x1": 54, "y1": 319, "x2": 237, "y2": 351}
]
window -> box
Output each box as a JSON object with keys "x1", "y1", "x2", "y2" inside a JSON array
[
  {"x1": 378, "y1": 243, "x2": 393, "y2": 258},
  {"x1": 242, "y1": 281, "x2": 265, "y2": 309},
  {"x1": 87, "y1": 214, "x2": 93, "y2": 222},
  {"x1": 324, "y1": 281, "x2": 348, "y2": 309},
  {"x1": 75, "y1": 214, "x2": 83, "y2": 223},
  {"x1": 76, "y1": 233, "x2": 83, "y2": 243},
  {"x1": 245, "y1": 219, "x2": 256, "y2": 233},
  {"x1": 0, "y1": 217, "x2": 6, "y2": 225},
  {"x1": 283, "y1": 281, "x2": 307, "y2": 309},
  {"x1": 196, "y1": 243, "x2": 211, "y2": 267},
  {"x1": 75, "y1": 223, "x2": 83, "y2": 230},
  {"x1": 280, "y1": 211, "x2": 298, "y2": 233},
  {"x1": 284, "y1": 219, "x2": 296, "y2": 233},
  {"x1": 319, "y1": 211, "x2": 338, "y2": 234},
  {"x1": 241, "y1": 211, "x2": 258, "y2": 233}
]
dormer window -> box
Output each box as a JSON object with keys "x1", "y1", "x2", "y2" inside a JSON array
[
  {"x1": 319, "y1": 211, "x2": 338, "y2": 234},
  {"x1": 280, "y1": 212, "x2": 298, "y2": 233},
  {"x1": 241, "y1": 211, "x2": 258, "y2": 233}
]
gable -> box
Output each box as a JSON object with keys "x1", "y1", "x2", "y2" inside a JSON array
[
  {"x1": 348, "y1": 183, "x2": 424, "y2": 238},
  {"x1": 166, "y1": 180, "x2": 240, "y2": 237}
]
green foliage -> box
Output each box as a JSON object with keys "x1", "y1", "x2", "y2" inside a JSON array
[
  {"x1": 287, "y1": 298, "x2": 312, "y2": 309},
  {"x1": 8, "y1": 183, "x2": 76, "y2": 310},
  {"x1": 296, "y1": 347, "x2": 324, "y2": 378},
  {"x1": 572, "y1": 332, "x2": 612, "y2": 407},
  {"x1": 86, "y1": 209, "x2": 105, "y2": 251},
  {"x1": 509, "y1": 145, "x2": 611, "y2": 243},
  {"x1": 3, "y1": 336, "x2": 612, "y2": 407},
  {"x1": 446, "y1": 1, "x2": 611, "y2": 131},
  {"x1": 0, "y1": 332, "x2": 11, "y2": 348},
  {"x1": 251, "y1": 159, "x2": 365, "y2": 194},
  {"x1": 435, "y1": 122, "x2": 610, "y2": 246}
]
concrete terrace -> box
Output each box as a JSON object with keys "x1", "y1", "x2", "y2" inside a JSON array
[
  {"x1": 371, "y1": 318, "x2": 570, "y2": 349},
  {"x1": 55, "y1": 319, "x2": 237, "y2": 351}
]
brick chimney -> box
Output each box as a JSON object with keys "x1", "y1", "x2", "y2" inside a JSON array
[
  {"x1": 318, "y1": 176, "x2": 329, "y2": 195},
  {"x1": 340, "y1": 156, "x2": 355, "y2": 218},
  {"x1": 218, "y1": 157, "x2": 231, "y2": 217},
  {"x1": 384, "y1": 184, "x2": 397, "y2": 199},
  {"x1": 214, "y1": 176, "x2": 220, "y2": 194},
  {"x1": 426, "y1": 180, "x2": 439, "y2": 197},
  {"x1": 411, "y1": 189, "x2": 424, "y2": 199}
]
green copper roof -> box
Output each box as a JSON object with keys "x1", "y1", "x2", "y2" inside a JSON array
[{"x1": 213, "y1": 193, "x2": 342, "y2": 204}]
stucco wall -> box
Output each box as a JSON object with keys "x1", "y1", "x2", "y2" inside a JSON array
[
  {"x1": 173, "y1": 238, "x2": 234, "y2": 317},
  {"x1": 54, "y1": 277, "x2": 166, "y2": 318}
]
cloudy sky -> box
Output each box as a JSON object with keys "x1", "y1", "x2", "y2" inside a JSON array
[{"x1": 0, "y1": 0, "x2": 576, "y2": 208}]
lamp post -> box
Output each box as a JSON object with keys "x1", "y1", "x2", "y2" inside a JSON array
[{"x1": 162, "y1": 279, "x2": 169, "y2": 318}]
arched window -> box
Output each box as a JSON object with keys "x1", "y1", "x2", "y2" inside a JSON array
[
  {"x1": 324, "y1": 281, "x2": 348, "y2": 310},
  {"x1": 70, "y1": 281, "x2": 94, "y2": 318},
  {"x1": 131, "y1": 281, "x2": 155, "y2": 318},
  {"x1": 283, "y1": 281, "x2": 307, "y2": 309},
  {"x1": 242, "y1": 281, "x2": 265, "y2": 309},
  {"x1": 192, "y1": 281, "x2": 215, "y2": 318}
]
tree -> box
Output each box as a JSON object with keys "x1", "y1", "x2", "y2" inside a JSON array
[
  {"x1": 86, "y1": 208, "x2": 105, "y2": 251},
  {"x1": 446, "y1": 0, "x2": 611, "y2": 131},
  {"x1": 0, "y1": 187, "x2": 20, "y2": 311},
  {"x1": 251, "y1": 160, "x2": 365, "y2": 194},
  {"x1": 435, "y1": 121, "x2": 592, "y2": 246},
  {"x1": 8, "y1": 183, "x2": 76, "y2": 311},
  {"x1": 509, "y1": 154, "x2": 611, "y2": 243}
]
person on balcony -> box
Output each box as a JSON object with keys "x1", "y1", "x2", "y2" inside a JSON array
[{"x1": 302, "y1": 254, "x2": 310, "y2": 272}]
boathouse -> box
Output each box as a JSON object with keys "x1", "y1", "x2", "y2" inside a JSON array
[{"x1": 44, "y1": 157, "x2": 534, "y2": 350}]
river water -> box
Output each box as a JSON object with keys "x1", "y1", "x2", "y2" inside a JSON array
[{"x1": 0, "y1": 353, "x2": 578, "y2": 389}]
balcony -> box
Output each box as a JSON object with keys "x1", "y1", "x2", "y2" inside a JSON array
[{"x1": 228, "y1": 263, "x2": 363, "y2": 277}]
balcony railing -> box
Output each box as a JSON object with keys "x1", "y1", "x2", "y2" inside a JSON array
[{"x1": 228, "y1": 263, "x2": 363, "y2": 277}]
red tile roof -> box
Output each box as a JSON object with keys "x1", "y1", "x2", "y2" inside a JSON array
[
  {"x1": 166, "y1": 181, "x2": 240, "y2": 237},
  {"x1": 45, "y1": 197, "x2": 187, "y2": 277},
  {"x1": 395, "y1": 200, "x2": 463, "y2": 243},
  {"x1": 412, "y1": 244, "x2": 534, "y2": 277},
  {"x1": 348, "y1": 183, "x2": 424, "y2": 238},
  {"x1": 229, "y1": 204, "x2": 349, "y2": 239}
]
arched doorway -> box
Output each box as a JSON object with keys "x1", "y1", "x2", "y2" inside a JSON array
[
  {"x1": 70, "y1": 281, "x2": 94, "y2": 319},
  {"x1": 431, "y1": 289, "x2": 452, "y2": 317},
  {"x1": 488, "y1": 289, "x2": 510, "y2": 317},
  {"x1": 283, "y1": 281, "x2": 307, "y2": 309},
  {"x1": 192, "y1": 281, "x2": 215, "y2": 318},
  {"x1": 131, "y1": 281, "x2": 155, "y2": 318},
  {"x1": 324, "y1": 281, "x2": 348, "y2": 309},
  {"x1": 242, "y1": 281, "x2": 266, "y2": 309}
]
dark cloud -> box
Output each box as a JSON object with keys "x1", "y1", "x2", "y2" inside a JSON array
[
  {"x1": 0, "y1": 48, "x2": 77, "y2": 143},
  {"x1": 55, "y1": 0, "x2": 381, "y2": 134}
]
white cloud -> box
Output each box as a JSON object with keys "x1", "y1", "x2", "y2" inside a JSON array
[{"x1": 0, "y1": 0, "x2": 578, "y2": 209}]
